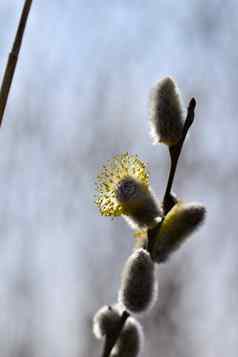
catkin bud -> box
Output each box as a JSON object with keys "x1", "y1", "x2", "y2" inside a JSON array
[
  {"x1": 116, "y1": 177, "x2": 162, "y2": 229},
  {"x1": 111, "y1": 317, "x2": 144, "y2": 357},
  {"x1": 118, "y1": 248, "x2": 157, "y2": 314},
  {"x1": 149, "y1": 77, "x2": 185, "y2": 146},
  {"x1": 151, "y1": 202, "x2": 206, "y2": 263},
  {"x1": 93, "y1": 305, "x2": 121, "y2": 339}
]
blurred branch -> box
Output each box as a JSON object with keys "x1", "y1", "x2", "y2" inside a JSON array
[
  {"x1": 0, "y1": 0, "x2": 33, "y2": 127},
  {"x1": 163, "y1": 97, "x2": 196, "y2": 215},
  {"x1": 101, "y1": 310, "x2": 130, "y2": 357}
]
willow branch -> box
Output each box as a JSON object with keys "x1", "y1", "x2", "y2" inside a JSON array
[
  {"x1": 0, "y1": 0, "x2": 33, "y2": 126},
  {"x1": 101, "y1": 310, "x2": 130, "y2": 357},
  {"x1": 101, "y1": 98, "x2": 197, "y2": 356}
]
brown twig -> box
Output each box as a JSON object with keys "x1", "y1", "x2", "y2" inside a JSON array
[
  {"x1": 163, "y1": 97, "x2": 196, "y2": 215},
  {"x1": 0, "y1": 0, "x2": 33, "y2": 127},
  {"x1": 147, "y1": 97, "x2": 196, "y2": 258}
]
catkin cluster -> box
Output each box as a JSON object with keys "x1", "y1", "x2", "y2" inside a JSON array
[
  {"x1": 93, "y1": 76, "x2": 206, "y2": 356},
  {"x1": 93, "y1": 248, "x2": 157, "y2": 356},
  {"x1": 93, "y1": 305, "x2": 144, "y2": 357}
]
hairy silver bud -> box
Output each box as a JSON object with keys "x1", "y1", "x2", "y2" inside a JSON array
[
  {"x1": 118, "y1": 248, "x2": 158, "y2": 314},
  {"x1": 92, "y1": 305, "x2": 121, "y2": 339},
  {"x1": 111, "y1": 317, "x2": 144, "y2": 357},
  {"x1": 149, "y1": 76, "x2": 185, "y2": 146}
]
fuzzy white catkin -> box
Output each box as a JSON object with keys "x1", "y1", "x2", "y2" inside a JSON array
[
  {"x1": 93, "y1": 305, "x2": 121, "y2": 339},
  {"x1": 149, "y1": 76, "x2": 185, "y2": 146},
  {"x1": 118, "y1": 248, "x2": 157, "y2": 314},
  {"x1": 111, "y1": 317, "x2": 144, "y2": 357}
]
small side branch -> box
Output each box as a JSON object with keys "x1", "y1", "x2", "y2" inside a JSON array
[
  {"x1": 101, "y1": 310, "x2": 130, "y2": 357},
  {"x1": 0, "y1": 0, "x2": 33, "y2": 126}
]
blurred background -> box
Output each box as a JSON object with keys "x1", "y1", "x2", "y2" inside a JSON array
[{"x1": 0, "y1": 1, "x2": 238, "y2": 356}]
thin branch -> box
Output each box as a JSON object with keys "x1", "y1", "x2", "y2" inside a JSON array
[
  {"x1": 101, "y1": 310, "x2": 130, "y2": 357},
  {"x1": 147, "y1": 97, "x2": 196, "y2": 259},
  {"x1": 163, "y1": 97, "x2": 196, "y2": 215},
  {"x1": 0, "y1": 0, "x2": 33, "y2": 127},
  {"x1": 147, "y1": 217, "x2": 164, "y2": 256}
]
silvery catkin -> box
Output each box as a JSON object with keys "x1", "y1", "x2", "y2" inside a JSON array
[
  {"x1": 111, "y1": 317, "x2": 144, "y2": 357},
  {"x1": 149, "y1": 76, "x2": 185, "y2": 146},
  {"x1": 119, "y1": 248, "x2": 157, "y2": 314},
  {"x1": 93, "y1": 305, "x2": 121, "y2": 339}
]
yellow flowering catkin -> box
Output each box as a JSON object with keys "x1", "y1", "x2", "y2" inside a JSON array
[{"x1": 95, "y1": 153, "x2": 162, "y2": 229}]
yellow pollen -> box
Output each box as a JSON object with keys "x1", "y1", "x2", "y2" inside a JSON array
[{"x1": 95, "y1": 153, "x2": 150, "y2": 217}]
